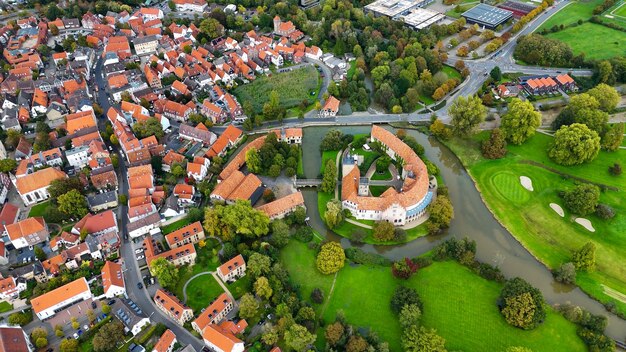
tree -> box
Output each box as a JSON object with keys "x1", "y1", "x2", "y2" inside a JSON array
[
  {"x1": 490, "y1": 66, "x2": 502, "y2": 81},
  {"x1": 346, "y1": 335, "x2": 369, "y2": 352},
  {"x1": 254, "y1": 276, "x2": 273, "y2": 299},
  {"x1": 324, "y1": 199, "x2": 344, "y2": 229},
  {"x1": 500, "y1": 99, "x2": 541, "y2": 145},
  {"x1": 560, "y1": 94, "x2": 608, "y2": 133},
  {"x1": 401, "y1": 326, "x2": 447, "y2": 352},
  {"x1": 596, "y1": 204, "x2": 615, "y2": 219},
  {"x1": 601, "y1": 123, "x2": 624, "y2": 151},
  {"x1": 392, "y1": 258, "x2": 419, "y2": 279},
  {"x1": 373, "y1": 220, "x2": 395, "y2": 241},
  {"x1": 284, "y1": 324, "x2": 316, "y2": 352},
  {"x1": 247, "y1": 252, "x2": 271, "y2": 278},
  {"x1": 501, "y1": 292, "x2": 537, "y2": 329},
  {"x1": 203, "y1": 201, "x2": 270, "y2": 241},
  {"x1": 171, "y1": 163, "x2": 185, "y2": 178},
  {"x1": 238, "y1": 293, "x2": 259, "y2": 320},
  {"x1": 549, "y1": 124, "x2": 600, "y2": 166},
  {"x1": 449, "y1": 95, "x2": 486, "y2": 137},
  {"x1": 316, "y1": 242, "x2": 345, "y2": 275},
  {"x1": 609, "y1": 163, "x2": 622, "y2": 176},
  {"x1": 325, "y1": 321, "x2": 345, "y2": 346},
  {"x1": 391, "y1": 286, "x2": 422, "y2": 314},
  {"x1": 36, "y1": 337, "x2": 48, "y2": 348},
  {"x1": 563, "y1": 183, "x2": 600, "y2": 215},
  {"x1": 245, "y1": 149, "x2": 262, "y2": 174},
  {"x1": 269, "y1": 220, "x2": 290, "y2": 248},
  {"x1": 60, "y1": 339, "x2": 79, "y2": 352},
  {"x1": 168, "y1": 0, "x2": 176, "y2": 10},
  {"x1": 554, "y1": 262, "x2": 576, "y2": 284},
  {"x1": 320, "y1": 130, "x2": 344, "y2": 151},
  {"x1": 481, "y1": 128, "x2": 507, "y2": 159},
  {"x1": 31, "y1": 328, "x2": 47, "y2": 342},
  {"x1": 429, "y1": 119, "x2": 452, "y2": 140},
  {"x1": 34, "y1": 246, "x2": 46, "y2": 261},
  {"x1": 120, "y1": 91, "x2": 132, "y2": 102},
  {"x1": 320, "y1": 159, "x2": 337, "y2": 193},
  {"x1": 426, "y1": 195, "x2": 454, "y2": 235},
  {"x1": 376, "y1": 156, "x2": 392, "y2": 173},
  {"x1": 0, "y1": 159, "x2": 17, "y2": 173},
  {"x1": 261, "y1": 324, "x2": 279, "y2": 346},
  {"x1": 49, "y1": 23, "x2": 59, "y2": 36},
  {"x1": 101, "y1": 304, "x2": 111, "y2": 314},
  {"x1": 399, "y1": 304, "x2": 422, "y2": 329},
  {"x1": 311, "y1": 288, "x2": 324, "y2": 304},
  {"x1": 572, "y1": 242, "x2": 596, "y2": 271},
  {"x1": 587, "y1": 84, "x2": 620, "y2": 112},
  {"x1": 110, "y1": 135, "x2": 119, "y2": 145},
  {"x1": 199, "y1": 18, "x2": 224, "y2": 39},
  {"x1": 133, "y1": 118, "x2": 164, "y2": 139},
  {"x1": 8, "y1": 311, "x2": 31, "y2": 326},
  {"x1": 57, "y1": 189, "x2": 89, "y2": 218},
  {"x1": 92, "y1": 320, "x2": 124, "y2": 352},
  {"x1": 150, "y1": 257, "x2": 179, "y2": 289}
]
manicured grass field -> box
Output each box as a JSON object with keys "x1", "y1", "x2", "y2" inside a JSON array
[
  {"x1": 232, "y1": 65, "x2": 319, "y2": 114},
  {"x1": 491, "y1": 171, "x2": 531, "y2": 203},
  {"x1": 227, "y1": 275, "x2": 251, "y2": 299},
  {"x1": 0, "y1": 301, "x2": 13, "y2": 313},
  {"x1": 160, "y1": 217, "x2": 193, "y2": 235},
  {"x1": 443, "y1": 132, "x2": 626, "y2": 316},
  {"x1": 441, "y1": 65, "x2": 462, "y2": 81},
  {"x1": 370, "y1": 185, "x2": 390, "y2": 196},
  {"x1": 545, "y1": 22, "x2": 626, "y2": 60},
  {"x1": 538, "y1": 0, "x2": 603, "y2": 30},
  {"x1": 371, "y1": 169, "x2": 392, "y2": 180},
  {"x1": 320, "y1": 150, "x2": 339, "y2": 174},
  {"x1": 281, "y1": 241, "x2": 585, "y2": 352},
  {"x1": 184, "y1": 274, "x2": 224, "y2": 312},
  {"x1": 614, "y1": 1, "x2": 626, "y2": 16},
  {"x1": 171, "y1": 242, "x2": 221, "y2": 300},
  {"x1": 28, "y1": 201, "x2": 49, "y2": 217}
]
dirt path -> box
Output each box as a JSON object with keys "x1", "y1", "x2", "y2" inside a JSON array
[{"x1": 319, "y1": 272, "x2": 339, "y2": 318}]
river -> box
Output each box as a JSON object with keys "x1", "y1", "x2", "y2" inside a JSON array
[{"x1": 299, "y1": 125, "x2": 626, "y2": 340}]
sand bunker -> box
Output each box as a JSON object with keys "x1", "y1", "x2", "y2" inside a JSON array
[
  {"x1": 575, "y1": 218, "x2": 595, "y2": 232},
  {"x1": 550, "y1": 203, "x2": 564, "y2": 217},
  {"x1": 520, "y1": 176, "x2": 534, "y2": 191}
]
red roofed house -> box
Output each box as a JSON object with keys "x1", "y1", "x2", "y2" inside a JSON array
[
  {"x1": 102, "y1": 261, "x2": 126, "y2": 298},
  {"x1": 6, "y1": 217, "x2": 49, "y2": 249},
  {"x1": 216, "y1": 254, "x2": 246, "y2": 283},
  {"x1": 13, "y1": 166, "x2": 67, "y2": 205},
  {"x1": 153, "y1": 290, "x2": 194, "y2": 326},
  {"x1": 555, "y1": 74, "x2": 576, "y2": 91},
  {"x1": 0, "y1": 276, "x2": 27, "y2": 301},
  {"x1": 192, "y1": 293, "x2": 233, "y2": 334},
  {"x1": 256, "y1": 192, "x2": 305, "y2": 220},
  {"x1": 30, "y1": 277, "x2": 92, "y2": 319},
  {"x1": 152, "y1": 329, "x2": 177, "y2": 352},
  {"x1": 205, "y1": 125, "x2": 243, "y2": 158},
  {"x1": 319, "y1": 96, "x2": 340, "y2": 117},
  {"x1": 201, "y1": 321, "x2": 245, "y2": 352},
  {"x1": 165, "y1": 221, "x2": 205, "y2": 249}
]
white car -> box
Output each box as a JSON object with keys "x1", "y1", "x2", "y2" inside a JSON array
[
  {"x1": 136, "y1": 255, "x2": 145, "y2": 260},
  {"x1": 83, "y1": 325, "x2": 89, "y2": 331},
  {"x1": 73, "y1": 333, "x2": 79, "y2": 339},
  {"x1": 134, "y1": 248, "x2": 144, "y2": 254}
]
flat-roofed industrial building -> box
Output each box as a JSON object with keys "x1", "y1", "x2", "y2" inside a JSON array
[{"x1": 462, "y1": 3, "x2": 514, "y2": 30}]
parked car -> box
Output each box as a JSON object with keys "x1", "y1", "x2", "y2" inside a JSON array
[
  {"x1": 84, "y1": 325, "x2": 89, "y2": 331},
  {"x1": 73, "y1": 333, "x2": 79, "y2": 339},
  {"x1": 134, "y1": 248, "x2": 144, "y2": 254},
  {"x1": 137, "y1": 282, "x2": 143, "y2": 289},
  {"x1": 91, "y1": 301, "x2": 97, "y2": 309},
  {"x1": 136, "y1": 255, "x2": 145, "y2": 260}
]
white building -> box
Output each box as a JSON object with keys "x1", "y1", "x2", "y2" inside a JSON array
[
  {"x1": 0, "y1": 276, "x2": 27, "y2": 301},
  {"x1": 13, "y1": 168, "x2": 67, "y2": 206},
  {"x1": 133, "y1": 36, "x2": 159, "y2": 56},
  {"x1": 30, "y1": 277, "x2": 93, "y2": 320},
  {"x1": 173, "y1": 0, "x2": 207, "y2": 12},
  {"x1": 65, "y1": 145, "x2": 90, "y2": 168},
  {"x1": 102, "y1": 261, "x2": 126, "y2": 298}
]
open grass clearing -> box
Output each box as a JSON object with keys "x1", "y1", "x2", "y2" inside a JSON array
[
  {"x1": 227, "y1": 275, "x2": 251, "y2": 300},
  {"x1": 232, "y1": 65, "x2": 319, "y2": 114},
  {"x1": 545, "y1": 22, "x2": 626, "y2": 60},
  {"x1": 371, "y1": 169, "x2": 392, "y2": 180},
  {"x1": 160, "y1": 217, "x2": 193, "y2": 235},
  {"x1": 282, "y1": 241, "x2": 585, "y2": 352},
  {"x1": 443, "y1": 132, "x2": 626, "y2": 316},
  {"x1": 320, "y1": 150, "x2": 339, "y2": 175},
  {"x1": 184, "y1": 274, "x2": 224, "y2": 313},
  {"x1": 28, "y1": 201, "x2": 49, "y2": 217},
  {"x1": 0, "y1": 301, "x2": 13, "y2": 313},
  {"x1": 538, "y1": 0, "x2": 603, "y2": 30}
]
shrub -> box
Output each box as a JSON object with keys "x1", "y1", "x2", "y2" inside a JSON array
[
  {"x1": 481, "y1": 128, "x2": 507, "y2": 159},
  {"x1": 608, "y1": 163, "x2": 622, "y2": 175},
  {"x1": 595, "y1": 204, "x2": 615, "y2": 220},
  {"x1": 563, "y1": 183, "x2": 600, "y2": 215},
  {"x1": 294, "y1": 226, "x2": 313, "y2": 243},
  {"x1": 392, "y1": 258, "x2": 419, "y2": 279},
  {"x1": 311, "y1": 288, "x2": 324, "y2": 304},
  {"x1": 572, "y1": 242, "x2": 596, "y2": 271},
  {"x1": 476, "y1": 262, "x2": 505, "y2": 282},
  {"x1": 344, "y1": 248, "x2": 390, "y2": 266},
  {"x1": 391, "y1": 286, "x2": 422, "y2": 314},
  {"x1": 498, "y1": 278, "x2": 546, "y2": 330},
  {"x1": 351, "y1": 229, "x2": 367, "y2": 243},
  {"x1": 433, "y1": 237, "x2": 476, "y2": 262},
  {"x1": 554, "y1": 262, "x2": 576, "y2": 284}
]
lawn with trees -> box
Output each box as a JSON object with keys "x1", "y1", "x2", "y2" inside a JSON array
[
  {"x1": 232, "y1": 66, "x2": 319, "y2": 114},
  {"x1": 442, "y1": 131, "x2": 626, "y2": 317},
  {"x1": 183, "y1": 274, "x2": 225, "y2": 312}
]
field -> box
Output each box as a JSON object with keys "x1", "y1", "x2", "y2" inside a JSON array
[
  {"x1": 184, "y1": 274, "x2": 225, "y2": 312},
  {"x1": 443, "y1": 132, "x2": 626, "y2": 316},
  {"x1": 281, "y1": 241, "x2": 586, "y2": 352},
  {"x1": 0, "y1": 301, "x2": 13, "y2": 313},
  {"x1": 160, "y1": 217, "x2": 193, "y2": 235},
  {"x1": 538, "y1": 0, "x2": 602, "y2": 30},
  {"x1": 232, "y1": 65, "x2": 319, "y2": 114},
  {"x1": 545, "y1": 22, "x2": 626, "y2": 60}
]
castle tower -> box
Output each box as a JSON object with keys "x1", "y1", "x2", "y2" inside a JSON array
[{"x1": 273, "y1": 16, "x2": 281, "y2": 34}]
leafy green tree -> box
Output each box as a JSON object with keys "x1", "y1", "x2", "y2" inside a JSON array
[
  {"x1": 199, "y1": 18, "x2": 224, "y2": 39},
  {"x1": 254, "y1": 276, "x2": 273, "y2": 300},
  {"x1": 490, "y1": 66, "x2": 502, "y2": 81},
  {"x1": 31, "y1": 328, "x2": 48, "y2": 341},
  {"x1": 572, "y1": 242, "x2": 596, "y2": 271},
  {"x1": 563, "y1": 183, "x2": 600, "y2": 215},
  {"x1": 270, "y1": 220, "x2": 290, "y2": 248},
  {"x1": 35, "y1": 337, "x2": 48, "y2": 348},
  {"x1": 554, "y1": 262, "x2": 576, "y2": 284},
  {"x1": 320, "y1": 130, "x2": 344, "y2": 151},
  {"x1": 502, "y1": 292, "x2": 537, "y2": 329},
  {"x1": 373, "y1": 220, "x2": 395, "y2": 241},
  {"x1": 426, "y1": 195, "x2": 454, "y2": 235},
  {"x1": 92, "y1": 320, "x2": 124, "y2": 352},
  {"x1": 247, "y1": 253, "x2": 271, "y2": 278},
  {"x1": 150, "y1": 257, "x2": 179, "y2": 289},
  {"x1": 481, "y1": 128, "x2": 507, "y2": 159},
  {"x1": 171, "y1": 163, "x2": 186, "y2": 178},
  {"x1": 58, "y1": 189, "x2": 89, "y2": 218},
  {"x1": 401, "y1": 326, "x2": 447, "y2": 352},
  {"x1": 506, "y1": 347, "x2": 533, "y2": 352},
  {"x1": 48, "y1": 178, "x2": 83, "y2": 199},
  {"x1": 561, "y1": 94, "x2": 608, "y2": 133},
  {"x1": 245, "y1": 148, "x2": 262, "y2": 173},
  {"x1": 132, "y1": 118, "x2": 164, "y2": 139},
  {"x1": 203, "y1": 200, "x2": 269, "y2": 241},
  {"x1": 324, "y1": 199, "x2": 344, "y2": 229},
  {"x1": 0, "y1": 159, "x2": 17, "y2": 173},
  {"x1": 601, "y1": 123, "x2": 624, "y2": 151},
  {"x1": 8, "y1": 312, "x2": 31, "y2": 326},
  {"x1": 500, "y1": 99, "x2": 541, "y2": 145},
  {"x1": 399, "y1": 304, "x2": 422, "y2": 329},
  {"x1": 391, "y1": 286, "x2": 422, "y2": 314},
  {"x1": 549, "y1": 124, "x2": 600, "y2": 166},
  {"x1": 316, "y1": 242, "x2": 345, "y2": 275},
  {"x1": 284, "y1": 324, "x2": 316, "y2": 352},
  {"x1": 238, "y1": 293, "x2": 259, "y2": 320},
  {"x1": 60, "y1": 339, "x2": 79, "y2": 352},
  {"x1": 449, "y1": 95, "x2": 486, "y2": 137},
  {"x1": 320, "y1": 159, "x2": 337, "y2": 193},
  {"x1": 34, "y1": 246, "x2": 47, "y2": 261},
  {"x1": 587, "y1": 83, "x2": 620, "y2": 112}
]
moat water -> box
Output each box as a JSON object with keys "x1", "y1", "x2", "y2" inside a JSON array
[{"x1": 296, "y1": 125, "x2": 626, "y2": 340}]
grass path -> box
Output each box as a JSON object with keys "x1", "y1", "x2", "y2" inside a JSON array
[{"x1": 318, "y1": 272, "x2": 338, "y2": 318}]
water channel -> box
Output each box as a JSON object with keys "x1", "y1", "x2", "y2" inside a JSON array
[{"x1": 297, "y1": 125, "x2": 626, "y2": 340}]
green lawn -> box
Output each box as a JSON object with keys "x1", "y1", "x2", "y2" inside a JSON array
[
  {"x1": 160, "y1": 217, "x2": 193, "y2": 235},
  {"x1": 443, "y1": 132, "x2": 626, "y2": 316},
  {"x1": 232, "y1": 65, "x2": 319, "y2": 114},
  {"x1": 184, "y1": 274, "x2": 224, "y2": 313},
  {"x1": 442, "y1": 65, "x2": 462, "y2": 81},
  {"x1": 171, "y1": 242, "x2": 221, "y2": 300},
  {"x1": 0, "y1": 301, "x2": 13, "y2": 313},
  {"x1": 545, "y1": 22, "x2": 626, "y2": 60},
  {"x1": 227, "y1": 275, "x2": 251, "y2": 300},
  {"x1": 370, "y1": 185, "x2": 390, "y2": 196},
  {"x1": 28, "y1": 201, "x2": 49, "y2": 217},
  {"x1": 320, "y1": 150, "x2": 339, "y2": 174},
  {"x1": 371, "y1": 169, "x2": 392, "y2": 180},
  {"x1": 281, "y1": 241, "x2": 585, "y2": 352},
  {"x1": 538, "y1": 0, "x2": 602, "y2": 30}
]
